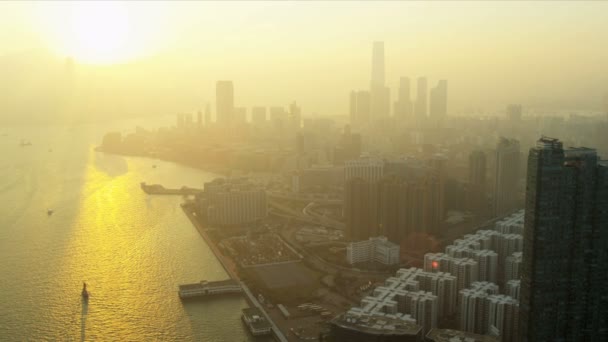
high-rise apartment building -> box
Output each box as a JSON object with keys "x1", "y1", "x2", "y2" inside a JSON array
[
  {"x1": 519, "y1": 137, "x2": 608, "y2": 341},
  {"x1": 415, "y1": 77, "x2": 428, "y2": 119},
  {"x1": 468, "y1": 150, "x2": 487, "y2": 213},
  {"x1": 394, "y1": 77, "x2": 413, "y2": 122},
  {"x1": 494, "y1": 138, "x2": 521, "y2": 217},
  {"x1": 215, "y1": 81, "x2": 234, "y2": 125},
  {"x1": 429, "y1": 80, "x2": 448, "y2": 120}
]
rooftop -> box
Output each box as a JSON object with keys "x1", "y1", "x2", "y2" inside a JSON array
[
  {"x1": 178, "y1": 279, "x2": 240, "y2": 291},
  {"x1": 426, "y1": 328, "x2": 499, "y2": 342},
  {"x1": 331, "y1": 312, "x2": 422, "y2": 336}
]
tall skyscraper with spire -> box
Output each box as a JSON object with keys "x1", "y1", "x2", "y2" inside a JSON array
[{"x1": 370, "y1": 41, "x2": 390, "y2": 120}]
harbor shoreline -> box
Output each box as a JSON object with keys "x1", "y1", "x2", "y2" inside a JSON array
[{"x1": 180, "y1": 204, "x2": 289, "y2": 342}]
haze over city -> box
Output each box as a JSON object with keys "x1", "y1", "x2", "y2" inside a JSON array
[
  {"x1": 1, "y1": 1, "x2": 608, "y2": 123},
  {"x1": 1, "y1": 1, "x2": 607, "y2": 342}
]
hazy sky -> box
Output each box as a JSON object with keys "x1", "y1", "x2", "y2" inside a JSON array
[{"x1": 1, "y1": 1, "x2": 607, "y2": 122}]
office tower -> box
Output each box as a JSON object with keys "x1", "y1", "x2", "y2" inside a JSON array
[
  {"x1": 349, "y1": 90, "x2": 371, "y2": 125},
  {"x1": 519, "y1": 137, "x2": 608, "y2": 341},
  {"x1": 415, "y1": 77, "x2": 428, "y2": 119},
  {"x1": 371, "y1": 41, "x2": 385, "y2": 88},
  {"x1": 251, "y1": 106, "x2": 266, "y2": 126},
  {"x1": 185, "y1": 113, "x2": 193, "y2": 127},
  {"x1": 215, "y1": 81, "x2": 234, "y2": 125},
  {"x1": 289, "y1": 101, "x2": 301, "y2": 130},
  {"x1": 429, "y1": 80, "x2": 448, "y2": 120},
  {"x1": 204, "y1": 103, "x2": 211, "y2": 125},
  {"x1": 429, "y1": 155, "x2": 447, "y2": 234},
  {"x1": 197, "y1": 110, "x2": 202, "y2": 127},
  {"x1": 370, "y1": 41, "x2": 390, "y2": 119},
  {"x1": 468, "y1": 151, "x2": 487, "y2": 213},
  {"x1": 394, "y1": 77, "x2": 413, "y2": 122},
  {"x1": 176, "y1": 113, "x2": 184, "y2": 129},
  {"x1": 494, "y1": 138, "x2": 520, "y2": 217},
  {"x1": 269, "y1": 106, "x2": 287, "y2": 129},
  {"x1": 344, "y1": 177, "x2": 378, "y2": 240}
]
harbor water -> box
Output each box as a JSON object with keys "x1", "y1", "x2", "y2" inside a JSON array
[{"x1": 0, "y1": 119, "x2": 270, "y2": 341}]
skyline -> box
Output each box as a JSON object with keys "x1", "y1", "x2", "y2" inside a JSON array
[{"x1": 0, "y1": 1, "x2": 607, "y2": 123}]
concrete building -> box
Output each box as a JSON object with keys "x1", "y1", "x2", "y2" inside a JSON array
[
  {"x1": 347, "y1": 236, "x2": 400, "y2": 265},
  {"x1": 468, "y1": 150, "x2": 487, "y2": 213},
  {"x1": 424, "y1": 253, "x2": 479, "y2": 292},
  {"x1": 429, "y1": 80, "x2": 447, "y2": 120},
  {"x1": 519, "y1": 137, "x2": 608, "y2": 341},
  {"x1": 505, "y1": 279, "x2": 520, "y2": 301},
  {"x1": 203, "y1": 178, "x2": 267, "y2": 226},
  {"x1": 345, "y1": 157, "x2": 385, "y2": 182},
  {"x1": 485, "y1": 294, "x2": 519, "y2": 342},
  {"x1": 459, "y1": 281, "x2": 499, "y2": 334},
  {"x1": 415, "y1": 77, "x2": 428, "y2": 120},
  {"x1": 345, "y1": 268, "x2": 448, "y2": 334},
  {"x1": 494, "y1": 137, "x2": 521, "y2": 217},
  {"x1": 504, "y1": 252, "x2": 522, "y2": 282},
  {"x1": 349, "y1": 90, "x2": 371, "y2": 126},
  {"x1": 394, "y1": 77, "x2": 413, "y2": 123}
]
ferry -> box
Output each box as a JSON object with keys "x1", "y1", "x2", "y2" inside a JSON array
[
  {"x1": 178, "y1": 279, "x2": 242, "y2": 299},
  {"x1": 241, "y1": 307, "x2": 272, "y2": 336}
]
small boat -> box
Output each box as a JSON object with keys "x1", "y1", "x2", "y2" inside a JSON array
[
  {"x1": 82, "y1": 282, "x2": 89, "y2": 300},
  {"x1": 47, "y1": 209, "x2": 54, "y2": 216}
]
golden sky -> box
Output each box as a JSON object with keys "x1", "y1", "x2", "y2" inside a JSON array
[{"x1": 1, "y1": 1, "x2": 607, "y2": 121}]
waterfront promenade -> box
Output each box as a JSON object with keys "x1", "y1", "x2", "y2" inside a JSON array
[{"x1": 181, "y1": 204, "x2": 288, "y2": 342}]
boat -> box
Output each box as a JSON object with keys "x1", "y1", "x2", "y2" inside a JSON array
[
  {"x1": 47, "y1": 209, "x2": 54, "y2": 216},
  {"x1": 241, "y1": 307, "x2": 272, "y2": 336},
  {"x1": 82, "y1": 282, "x2": 89, "y2": 300}
]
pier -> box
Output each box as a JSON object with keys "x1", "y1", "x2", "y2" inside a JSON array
[
  {"x1": 181, "y1": 204, "x2": 288, "y2": 342},
  {"x1": 178, "y1": 279, "x2": 242, "y2": 299}
]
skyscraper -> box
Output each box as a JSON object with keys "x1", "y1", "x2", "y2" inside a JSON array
[
  {"x1": 370, "y1": 42, "x2": 390, "y2": 119},
  {"x1": 429, "y1": 80, "x2": 447, "y2": 120},
  {"x1": 415, "y1": 77, "x2": 428, "y2": 119},
  {"x1": 494, "y1": 138, "x2": 521, "y2": 217},
  {"x1": 394, "y1": 77, "x2": 413, "y2": 122},
  {"x1": 468, "y1": 151, "x2": 487, "y2": 213},
  {"x1": 519, "y1": 137, "x2": 608, "y2": 341},
  {"x1": 215, "y1": 81, "x2": 234, "y2": 125},
  {"x1": 371, "y1": 41, "x2": 385, "y2": 88}
]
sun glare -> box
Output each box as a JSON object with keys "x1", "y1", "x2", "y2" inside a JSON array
[{"x1": 39, "y1": 2, "x2": 163, "y2": 65}]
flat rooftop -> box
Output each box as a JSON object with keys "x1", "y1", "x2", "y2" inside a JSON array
[
  {"x1": 331, "y1": 312, "x2": 422, "y2": 336},
  {"x1": 178, "y1": 279, "x2": 239, "y2": 291},
  {"x1": 426, "y1": 328, "x2": 499, "y2": 342}
]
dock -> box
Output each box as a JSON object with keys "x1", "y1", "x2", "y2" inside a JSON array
[
  {"x1": 181, "y1": 203, "x2": 288, "y2": 342},
  {"x1": 178, "y1": 279, "x2": 242, "y2": 299}
]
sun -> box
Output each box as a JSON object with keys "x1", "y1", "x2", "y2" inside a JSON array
[{"x1": 38, "y1": 2, "x2": 162, "y2": 65}]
